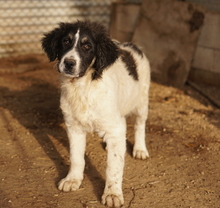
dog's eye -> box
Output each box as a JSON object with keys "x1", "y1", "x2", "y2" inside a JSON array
[
  {"x1": 82, "y1": 44, "x2": 91, "y2": 51},
  {"x1": 63, "y1": 38, "x2": 71, "y2": 46}
]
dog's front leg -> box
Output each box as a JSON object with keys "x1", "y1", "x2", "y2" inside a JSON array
[
  {"x1": 58, "y1": 126, "x2": 86, "y2": 192},
  {"x1": 102, "y1": 121, "x2": 126, "y2": 207}
]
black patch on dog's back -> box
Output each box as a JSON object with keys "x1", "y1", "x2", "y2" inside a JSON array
[
  {"x1": 120, "y1": 50, "x2": 138, "y2": 81},
  {"x1": 122, "y1": 42, "x2": 143, "y2": 58}
]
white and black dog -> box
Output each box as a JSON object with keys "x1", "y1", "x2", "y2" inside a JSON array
[{"x1": 42, "y1": 20, "x2": 150, "y2": 207}]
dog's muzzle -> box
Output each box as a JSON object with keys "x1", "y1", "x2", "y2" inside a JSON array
[{"x1": 63, "y1": 58, "x2": 76, "y2": 75}]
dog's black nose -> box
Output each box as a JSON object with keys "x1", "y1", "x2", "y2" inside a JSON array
[{"x1": 64, "y1": 58, "x2": 76, "y2": 70}]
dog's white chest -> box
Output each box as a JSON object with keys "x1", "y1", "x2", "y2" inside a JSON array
[{"x1": 60, "y1": 79, "x2": 101, "y2": 132}]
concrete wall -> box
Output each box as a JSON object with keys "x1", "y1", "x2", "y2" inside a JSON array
[
  {"x1": 192, "y1": 11, "x2": 220, "y2": 74},
  {"x1": 186, "y1": 0, "x2": 220, "y2": 13}
]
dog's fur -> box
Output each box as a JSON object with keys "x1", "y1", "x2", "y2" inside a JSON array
[{"x1": 42, "y1": 21, "x2": 150, "y2": 207}]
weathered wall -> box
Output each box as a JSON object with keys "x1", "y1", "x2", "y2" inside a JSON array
[
  {"x1": 132, "y1": 0, "x2": 205, "y2": 87},
  {"x1": 109, "y1": 2, "x2": 141, "y2": 42},
  {"x1": 191, "y1": 11, "x2": 220, "y2": 74},
  {"x1": 186, "y1": 0, "x2": 220, "y2": 13}
]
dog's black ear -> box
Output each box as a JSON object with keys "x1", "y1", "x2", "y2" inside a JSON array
[
  {"x1": 92, "y1": 25, "x2": 119, "y2": 79},
  {"x1": 41, "y1": 25, "x2": 63, "y2": 62}
]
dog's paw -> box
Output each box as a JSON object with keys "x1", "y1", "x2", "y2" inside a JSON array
[
  {"x1": 102, "y1": 193, "x2": 124, "y2": 208},
  {"x1": 58, "y1": 178, "x2": 82, "y2": 192},
  {"x1": 133, "y1": 149, "x2": 149, "y2": 160}
]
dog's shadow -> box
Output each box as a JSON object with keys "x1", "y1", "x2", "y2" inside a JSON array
[{"x1": 0, "y1": 76, "x2": 105, "y2": 200}]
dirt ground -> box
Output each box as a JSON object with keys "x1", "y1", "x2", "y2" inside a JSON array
[{"x1": 0, "y1": 55, "x2": 220, "y2": 208}]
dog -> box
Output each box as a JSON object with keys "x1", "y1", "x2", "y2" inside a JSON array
[{"x1": 42, "y1": 20, "x2": 150, "y2": 207}]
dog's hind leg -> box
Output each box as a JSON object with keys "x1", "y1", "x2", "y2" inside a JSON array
[{"x1": 132, "y1": 97, "x2": 149, "y2": 160}]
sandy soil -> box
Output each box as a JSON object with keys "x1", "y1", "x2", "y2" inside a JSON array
[{"x1": 0, "y1": 55, "x2": 219, "y2": 208}]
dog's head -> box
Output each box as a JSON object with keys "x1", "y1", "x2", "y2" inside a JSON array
[{"x1": 42, "y1": 21, "x2": 119, "y2": 79}]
